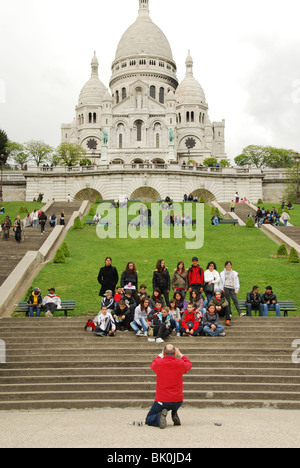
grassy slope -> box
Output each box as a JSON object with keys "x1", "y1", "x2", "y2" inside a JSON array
[
  {"x1": 0, "y1": 201, "x2": 44, "y2": 224},
  {"x1": 27, "y1": 204, "x2": 300, "y2": 317}
]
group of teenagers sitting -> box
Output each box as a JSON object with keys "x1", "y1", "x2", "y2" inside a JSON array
[
  {"x1": 89, "y1": 289, "x2": 228, "y2": 341},
  {"x1": 89, "y1": 257, "x2": 248, "y2": 341},
  {"x1": 89, "y1": 256, "x2": 282, "y2": 342}
]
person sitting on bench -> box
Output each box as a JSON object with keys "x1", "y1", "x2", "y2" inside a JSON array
[{"x1": 42, "y1": 288, "x2": 61, "y2": 318}]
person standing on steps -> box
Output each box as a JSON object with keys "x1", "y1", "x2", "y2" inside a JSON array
[{"x1": 145, "y1": 344, "x2": 192, "y2": 429}]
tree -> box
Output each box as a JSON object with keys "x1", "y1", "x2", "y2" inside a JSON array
[
  {"x1": 284, "y1": 166, "x2": 299, "y2": 204},
  {"x1": 235, "y1": 145, "x2": 270, "y2": 168},
  {"x1": 203, "y1": 157, "x2": 218, "y2": 167},
  {"x1": 56, "y1": 143, "x2": 86, "y2": 167},
  {"x1": 0, "y1": 129, "x2": 8, "y2": 162},
  {"x1": 25, "y1": 140, "x2": 53, "y2": 167},
  {"x1": 235, "y1": 145, "x2": 297, "y2": 168},
  {"x1": 6, "y1": 141, "x2": 30, "y2": 167}
]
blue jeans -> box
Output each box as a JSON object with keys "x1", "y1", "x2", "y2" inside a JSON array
[
  {"x1": 263, "y1": 304, "x2": 281, "y2": 317},
  {"x1": 171, "y1": 318, "x2": 180, "y2": 333},
  {"x1": 130, "y1": 317, "x2": 148, "y2": 332},
  {"x1": 246, "y1": 304, "x2": 263, "y2": 317},
  {"x1": 146, "y1": 401, "x2": 183, "y2": 427},
  {"x1": 203, "y1": 324, "x2": 225, "y2": 336},
  {"x1": 29, "y1": 305, "x2": 41, "y2": 317}
]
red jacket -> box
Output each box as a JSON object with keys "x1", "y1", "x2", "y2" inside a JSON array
[
  {"x1": 150, "y1": 355, "x2": 193, "y2": 402},
  {"x1": 188, "y1": 265, "x2": 204, "y2": 288},
  {"x1": 181, "y1": 311, "x2": 199, "y2": 332}
]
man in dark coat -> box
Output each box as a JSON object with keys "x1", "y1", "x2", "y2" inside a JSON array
[{"x1": 97, "y1": 257, "x2": 119, "y2": 297}]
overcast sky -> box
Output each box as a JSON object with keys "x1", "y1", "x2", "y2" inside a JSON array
[{"x1": 0, "y1": 0, "x2": 299, "y2": 161}]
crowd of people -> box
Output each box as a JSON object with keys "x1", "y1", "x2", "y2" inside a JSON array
[
  {"x1": 84, "y1": 256, "x2": 283, "y2": 341},
  {"x1": 1, "y1": 208, "x2": 66, "y2": 241}
]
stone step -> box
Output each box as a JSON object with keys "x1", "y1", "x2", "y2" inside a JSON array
[
  {"x1": 1, "y1": 317, "x2": 300, "y2": 410},
  {"x1": 0, "y1": 366, "x2": 300, "y2": 383},
  {"x1": 1, "y1": 389, "x2": 300, "y2": 403},
  {"x1": 1, "y1": 373, "x2": 300, "y2": 385}
]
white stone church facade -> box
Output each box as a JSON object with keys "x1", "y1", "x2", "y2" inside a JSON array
[{"x1": 61, "y1": 0, "x2": 226, "y2": 166}]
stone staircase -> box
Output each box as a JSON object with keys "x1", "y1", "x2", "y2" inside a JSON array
[
  {"x1": 219, "y1": 203, "x2": 256, "y2": 224},
  {"x1": 0, "y1": 203, "x2": 80, "y2": 287},
  {"x1": 1, "y1": 317, "x2": 300, "y2": 411}
]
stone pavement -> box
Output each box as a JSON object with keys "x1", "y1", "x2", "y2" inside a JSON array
[{"x1": 0, "y1": 407, "x2": 300, "y2": 448}]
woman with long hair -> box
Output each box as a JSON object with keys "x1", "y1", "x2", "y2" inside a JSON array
[
  {"x1": 171, "y1": 261, "x2": 188, "y2": 298},
  {"x1": 152, "y1": 259, "x2": 170, "y2": 306},
  {"x1": 121, "y1": 261, "x2": 138, "y2": 291}
]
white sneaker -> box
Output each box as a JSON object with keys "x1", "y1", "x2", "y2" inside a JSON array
[
  {"x1": 136, "y1": 331, "x2": 144, "y2": 336},
  {"x1": 177, "y1": 333, "x2": 180, "y2": 337},
  {"x1": 156, "y1": 337, "x2": 164, "y2": 343},
  {"x1": 148, "y1": 338, "x2": 156, "y2": 342}
]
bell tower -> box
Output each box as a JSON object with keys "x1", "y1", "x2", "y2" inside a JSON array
[{"x1": 139, "y1": 0, "x2": 149, "y2": 14}]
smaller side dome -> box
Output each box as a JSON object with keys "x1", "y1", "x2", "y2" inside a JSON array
[
  {"x1": 78, "y1": 52, "x2": 107, "y2": 106},
  {"x1": 176, "y1": 51, "x2": 206, "y2": 106}
]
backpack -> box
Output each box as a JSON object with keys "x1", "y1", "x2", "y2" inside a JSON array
[{"x1": 85, "y1": 320, "x2": 97, "y2": 332}]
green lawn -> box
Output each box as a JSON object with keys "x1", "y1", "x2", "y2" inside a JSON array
[
  {"x1": 0, "y1": 201, "x2": 45, "y2": 225},
  {"x1": 24, "y1": 203, "x2": 300, "y2": 317}
]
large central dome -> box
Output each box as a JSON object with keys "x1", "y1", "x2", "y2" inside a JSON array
[{"x1": 114, "y1": 0, "x2": 174, "y2": 63}]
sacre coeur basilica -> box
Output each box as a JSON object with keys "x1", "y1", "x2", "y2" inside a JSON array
[{"x1": 24, "y1": 0, "x2": 283, "y2": 203}]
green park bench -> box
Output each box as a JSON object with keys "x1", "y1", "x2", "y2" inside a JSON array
[
  {"x1": 238, "y1": 300, "x2": 296, "y2": 317},
  {"x1": 86, "y1": 219, "x2": 113, "y2": 226},
  {"x1": 16, "y1": 300, "x2": 76, "y2": 317},
  {"x1": 219, "y1": 219, "x2": 239, "y2": 225}
]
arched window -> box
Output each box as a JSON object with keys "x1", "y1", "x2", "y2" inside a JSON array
[
  {"x1": 89, "y1": 113, "x2": 92, "y2": 124},
  {"x1": 159, "y1": 87, "x2": 165, "y2": 104},
  {"x1": 136, "y1": 121, "x2": 142, "y2": 142},
  {"x1": 191, "y1": 111, "x2": 194, "y2": 123},
  {"x1": 186, "y1": 112, "x2": 190, "y2": 123},
  {"x1": 116, "y1": 90, "x2": 119, "y2": 104},
  {"x1": 122, "y1": 88, "x2": 127, "y2": 100},
  {"x1": 93, "y1": 113, "x2": 97, "y2": 124},
  {"x1": 119, "y1": 134, "x2": 123, "y2": 149},
  {"x1": 156, "y1": 134, "x2": 160, "y2": 148},
  {"x1": 150, "y1": 85, "x2": 156, "y2": 99}
]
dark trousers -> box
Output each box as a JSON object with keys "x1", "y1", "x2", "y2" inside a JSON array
[
  {"x1": 153, "y1": 322, "x2": 171, "y2": 339},
  {"x1": 146, "y1": 401, "x2": 183, "y2": 427},
  {"x1": 160, "y1": 289, "x2": 170, "y2": 307},
  {"x1": 180, "y1": 322, "x2": 203, "y2": 336},
  {"x1": 43, "y1": 303, "x2": 57, "y2": 316},
  {"x1": 217, "y1": 306, "x2": 231, "y2": 321},
  {"x1": 224, "y1": 288, "x2": 242, "y2": 316}
]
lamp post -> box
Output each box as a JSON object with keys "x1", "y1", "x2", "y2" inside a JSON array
[
  {"x1": 0, "y1": 153, "x2": 5, "y2": 202},
  {"x1": 295, "y1": 153, "x2": 300, "y2": 205}
]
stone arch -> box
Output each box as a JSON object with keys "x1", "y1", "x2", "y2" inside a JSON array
[
  {"x1": 130, "y1": 186, "x2": 161, "y2": 203},
  {"x1": 74, "y1": 188, "x2": 103, "y2": 203},
  {"x1": 191, "y1": 188, "x2": 216, "y2": 203}
]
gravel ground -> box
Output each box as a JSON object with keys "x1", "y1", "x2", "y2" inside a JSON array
[{"x1": 1, "y1": 407, "x2": 300, "y2": 448}]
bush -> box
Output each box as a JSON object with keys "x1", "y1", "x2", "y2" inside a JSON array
[
  {"x1": 19, "y1": 206, "x2": 29, "y2": 214},
  {"x1": 94, "y1": 196, "x2": 101, "y2": 204},
  {"x1": 61, "y1": 242, "x2": 70, "y2": 258},
  {"x1": 53, "y1": 248, "x2": 66, "y2": 264},
  {"x1": 88, "y1": 206, "x2": 96, "y2": 216},
  {"x1": 257, "y1": 198, "x2": 263, "y2": 205},
  {"x1": 73, "y1": 216, "x2": 83, "y2": 229},
  {"x1": 246, "y1": 217, "x2": 255, "y2": 228},
  {"x1": 288, "y1": 247, "x2": 300, "y2": 263},
  {"x1": 210, "y1": 206, "x2": 220, "y2": 216},
  {"x1": 277, "y1": 244, "x2": 288, "y2": 256},
  {"x1": 200, "y1": 196, "x2": 205, "y2": 203}
]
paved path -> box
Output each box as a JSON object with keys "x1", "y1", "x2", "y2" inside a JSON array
[{"x1": 0, "y1": 408, "x2": 300, "y2": 448}]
